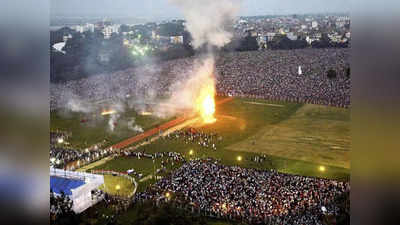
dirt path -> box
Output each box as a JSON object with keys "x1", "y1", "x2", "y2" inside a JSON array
[
  {"x1": 110, "y1": 97, "x2": 233, "y2": 150},
  {"x1": 244, "y1": 101, "x2": 284, "y2": 107},
  {"x1": 76, "y1": 156, "x2": 114, "y2": 172}
]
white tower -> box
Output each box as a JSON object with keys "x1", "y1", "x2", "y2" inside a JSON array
[{"x1": 298, "y1": 66, "x2": 302, "y2": 75}]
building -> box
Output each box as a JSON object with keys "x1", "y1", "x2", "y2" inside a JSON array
[
  {"x1": 312, "y1": 21, "x2": 318, "y2": 29},
  {"x1": 50, "y1": 168, "x2": 104, "y2": 213},
  {"x1": 75, "y1": 25, "x2": 85, "y2": 33},
  {"x1": 287, "y1": 32, "x2": 298, "y2": 41},
  {"x1": 266, "y1": 32, "x2": 276, "y2": 42},
  {"x1": 102, "y1": 25, "x2": 120, "y2": 39},
  {"x1": 170, "y1": 35, "x2": 184, "y2": 44},
  {"x1": 86, "y1": 23, "x2": 95, "y2": 32},
  {"x1": 52, "y1": 42, "x2": 66, "y2": 54},
  {"x1": 63, "y1": 34, "x2": 72, "y2": 42}
]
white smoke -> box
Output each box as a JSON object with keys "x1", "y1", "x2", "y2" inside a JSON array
[
  {"x1": 155, "y1": 0, "x2": 240, "y2": 118},
  {"x1": 170, "y1": 0, "x2": 240, "y2": 48},
  {"x1": 63, "y1": 90, "x2": 94, "y2": 113},
  {"x1": 127, "y1": 117, "x2": 144, "y2": 133},
  {"x1": 154, "y1": 56, "x2": 215, "y2": 118},
  {"x1": 127, "y1": 63, "x2": 162, "y2": 113},
  {"x1": 108, "y1": 113, "x2": 120, "y2": 132},
  {"x1": 106, "y1": 101, "x2": 126, "y2": 132},
  {"x1": 66, "y1": 98, "x2": 93, "y2": 113}
]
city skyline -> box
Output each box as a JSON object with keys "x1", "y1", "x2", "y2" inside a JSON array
[{"x1": 51, "y1": 0, "x2": 350, "y2": 21}]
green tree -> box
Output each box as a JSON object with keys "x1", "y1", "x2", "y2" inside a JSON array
[{"x1": 327, "y1": 68, "x2": 337, "y2": 79}]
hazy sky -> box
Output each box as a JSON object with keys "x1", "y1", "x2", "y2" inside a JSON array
[{"x1": 51, "y1": 0, "x2": 349, "y2": 19}]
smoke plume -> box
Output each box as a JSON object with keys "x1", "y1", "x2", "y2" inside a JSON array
[
  {"x1": 108, "y1": 113, "x2": 119, "y2": 132},
  {"x1": 170, "y1": 0, "x2": 240, "y2": 48},
  {"x1": 127, "y1": 117, "x2": 144, "y2": 133},
  {"x1": 156, "y1": 0, "x2": 240, "y2": 118}
]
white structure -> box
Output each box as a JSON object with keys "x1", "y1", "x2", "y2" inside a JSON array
[
  {"x1": 52, "y1": 42, "x2": 66, "y2": 54},
  {"x1": 170, "y1": 35, "x2": 184, "y2": 44},
  {"x1": 102, "y1": 25, "x2": 120, "y2": 39},
  {"x1": 75, "y1": 25, "x2": 85, "y2": 33},
  {"x1": 312, "y1": 21, "x2": 318, "y2": 29},
  {"x1": 298, "y1": 66, "x2": 302, "y2": 75},
  {"x1": 50, "y1": 168, "x2": 104, "y2": 213},
  {"x1": 287, "y1": 32, "x2": 298, "y2": 41},
  {"x1": 266, "y1": 32, "x2": 276, "y2": 42}
]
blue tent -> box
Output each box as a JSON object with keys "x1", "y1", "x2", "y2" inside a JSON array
[{"x1": 50, "y1": 176, "x2": 85, "y2": 195}]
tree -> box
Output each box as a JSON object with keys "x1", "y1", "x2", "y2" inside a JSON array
[
  {"x1": 327, "y1": 68, "x2": 337, "y2": 79},
  {"x1": 129, "y1": 201, "x2": 209, "y2": 225},
  {"x1": 119, "y1": 24, "x2": 131, "y2": 33},
  {"x1": 268, "y1": 35, "x2": 308, "y2": 50},
  {"x1": 50, "y1": 191, "x2": 78, "y2": 225},
  {"x1": 312, "y1": 33, "x2": 332, "y2": 48},
  {"x1": 237, "y1": 35, "x2": 259, "y2": 51},
  {"x1": 346, "y1": 67, "x2": 350, "y2": 79}
]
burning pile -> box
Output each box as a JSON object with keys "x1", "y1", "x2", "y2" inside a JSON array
[
  {"x1": 101, "y1": 109, "x2": 116, "y2": 116},
  {"x1": 195, "y1": 74, "x2": 216, "y2": 124},
  {"x1": 166, "y1": 0, "x2": 239, "y2": 124}
]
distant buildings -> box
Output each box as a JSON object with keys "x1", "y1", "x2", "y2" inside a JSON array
[
  {"x1": 102, "y1": 24, "x2": 120, "y2": 39},
  {"x1": 74, "y1": 23, "x2": 95, "y2": 33},
  {"x1": 55, "y1": 14, "x2": 350, "y2": 51}
]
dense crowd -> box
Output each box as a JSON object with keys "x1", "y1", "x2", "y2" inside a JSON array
[
  {"x1": 50, "y1": 48, "x2": 350, "y2": 111},
  {"x1": 216, "y1": 49, "x2": 350, "y2": 107},
  {"x1": 120, "y1": 151, "x2": 186, "y2": 177},
  {"x1": 121, "y1": 150, "x2": 185, "y2": 162},
  {"x1": 165, "y1": 127, "x2": 222, "y2": 150},
  {"x1": 50, "y1": 132, "x2": 113, "y2": 169},
  {"x1": 135, "y1": 159, "x2": 349, "y2": 225}
]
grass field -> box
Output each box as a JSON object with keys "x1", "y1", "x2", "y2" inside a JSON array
[
  {"x1": 75, "y1": 97, "x2": 350, "y2": 225},
  {"x1": 50, "y1": 106, "x2": 172, "y2": 149},
  {"x1": 129, "y1": 97, "x2": 350, "y2": 180},
  {"x1": 92, "y1": 156, "x2": 183, "y2": 192},
  {"x1": 87, "y1": 97, "x2": 349, "y2": 203},
  {"x1": 227, "y1": 104, "x2": 350, "y2": 168},
  {"x1": 53, "y1": 97, "x2": 350, "y2": 190},
  {"x1": 99, "y1": 174, "x2": 135, "y2": 197}
]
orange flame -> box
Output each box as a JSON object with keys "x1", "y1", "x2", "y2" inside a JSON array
[
  {"x1": 195, "y1": 75, "x2": 216, "y2": 124},
  {"x1": 101, "y1": 109, "x2": 116, "y2": 116}
]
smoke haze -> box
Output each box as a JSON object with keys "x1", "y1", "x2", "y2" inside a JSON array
[{"x1": 170, "y1": 0, "x2": 240, "y2": 48}]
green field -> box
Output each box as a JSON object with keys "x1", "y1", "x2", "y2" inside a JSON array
[
  {"x1": 89, "y1": 97, "x2": 349, "y2": 199},
  {"x1": 50, "y1": 107, "x2": 172, "y2": 149},
  {"x1": 74, "y1": 97, "x2": 350, "y2": 225},
  {"x1": 92, "y1": 156, "x2": 183, "y2": 193},
  {"x1": 53, "y1": 96, "x2": 350, "y2": 184},
  {"x1": 228, "y1": 103, "x2": 350, "y2": 168},
  {"x1": 129, "y1": 98, "x2": 350, "y2": 180},
  {"x1": 99, "y1": 175, "x2": 135, "y2": 197}
]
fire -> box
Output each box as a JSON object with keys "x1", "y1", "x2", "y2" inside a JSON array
[
  {"x1": 195, "y1": 79, "x2": 216, "y2": 124},
  {"x1": 101, "y1": 109, "x2": 116, "y2": 116},
  {"x1": 140, "y1": 111, "x2": 153, "y2": 116}
]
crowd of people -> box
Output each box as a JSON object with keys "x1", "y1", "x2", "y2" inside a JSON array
[
  {"x1": 216, "y1": 49, "x2": 350, "y2": 107},
  {"x1": 50, "y1": 48, "x2": 350, "y2": 111},
  {"x1": 120, "y1": 151, "x2": 186, "y2": 177},
  {"x1": 135, "y1": 159, "x2": 350, "y2": 225},
  {"x1": 50, "y1": 132, "x2": 113, "y2": 169},
  {"x1": 165, "y1": 128, "x2": 222, "y2": 150}
]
